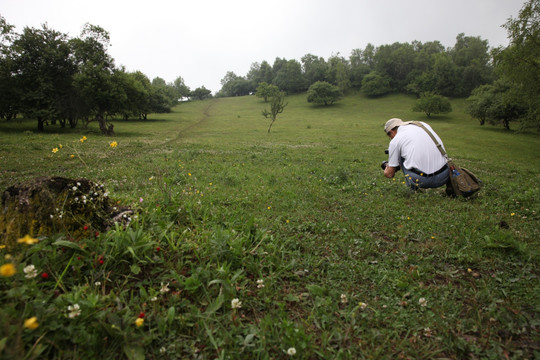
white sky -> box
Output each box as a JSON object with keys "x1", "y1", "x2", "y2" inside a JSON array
[{"x1": 1, "y1": 0, "x2": 526, "y2": 93}]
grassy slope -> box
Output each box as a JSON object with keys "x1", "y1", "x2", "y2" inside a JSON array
[{"x1": 0, "y1": 93, "x2": 539, "y2": 359}]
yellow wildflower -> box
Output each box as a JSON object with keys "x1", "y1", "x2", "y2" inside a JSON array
[
  {"x1": 17, "y1": 235, "x2": 39, "y2": 245},
  {"x1": 0, "y1": 263, "x2": 16, "y2": 277},
  {"x1": 52, "y1": 148, "x2": 59, "y2": 153},
  {"x1": 80, "y1": 136, "x2": 87, "y2": 143},
  {"x1": 24, "y1": 317, "x2": 39, "y2": 330},
  {"x1": 109, "y1": 141, "x2": 118, "y2": 148},
  {"x1": 135, "y1": 318, "x2": 144, "y2": 327},
  {"x1": 59, "y1": 144, "x2": 63, "y2": 149},
  {"x1": 70, "y1": 154, "x2": 75, "y2": 158}
]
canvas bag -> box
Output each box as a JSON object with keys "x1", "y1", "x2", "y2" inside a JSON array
[
  {"x1": 445, "y1": 160, "x2": 482, "y2": 197},
  {"x1": 409, "y1": 121, "x2": 482, "y2": 197}
]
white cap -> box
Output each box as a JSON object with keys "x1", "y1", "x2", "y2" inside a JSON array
[{"x1": 384, "y1": 118, "x2": 407, "y2": 133}]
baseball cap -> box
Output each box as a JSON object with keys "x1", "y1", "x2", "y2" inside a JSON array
[{"x1": 384, "y1": 118, "x2": 407, "y2": 133}]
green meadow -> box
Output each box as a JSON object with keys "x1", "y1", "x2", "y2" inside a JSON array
[{"x1": 0, "y1": 93, "x2": 539, "y2": 359}]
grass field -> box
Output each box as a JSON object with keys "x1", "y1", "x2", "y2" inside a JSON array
[{"x1": 0, "y1": 93, "x2": 539, "y2": 359}]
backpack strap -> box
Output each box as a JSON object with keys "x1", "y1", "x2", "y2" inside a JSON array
[{"x1": 408, "y1": 121, "x2": 449, "y2": 160}]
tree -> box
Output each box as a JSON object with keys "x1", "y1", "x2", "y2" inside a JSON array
[
  {"x1": 71, "y1": 23, "x2": 118, "y2": 134},
  {"x1": 150, "y1": 77, "x2": 178, "y2": 112},
  {"x1": 114, "y1": 69, "x2": 149, "y2": 120},
  {"x1": 450, "y1": 33, "x2": 493, "y2": 96},
  {"x1": 494, "y1": 0, "x2": 540, "y2": 130},
  {"x1": 412, "y1": 92, "x2": 452, "y2": 117},
  {"x1": 173, "y1": 76, "x2": 191, "y2": 99},
  {"x1": 466, "y1": 80, "x2": 526, "y2": 130},
  {"x1": 327, "y1": 54, "x2": 350, "y2": 93},
  {"x1": 306, "y1": 81, "x2": 343, "y2": 106},
  {"x1": 229, "y1": 78, "x2": 255, "y2": 96},
  {"x1": 255, "y1": 82, "x2": 280, "y2": 102},
  {"x1": 301, "y1": 53, "x2": 328, "y2": 85},
  {"x1": 219, "y1": 71, "x2": 241, "y2": 97},
  {"x1": 261, "y1": 91, "x2": 287, "y2": 133},
  {"x1": 131, "y1": 71, "x2": 153, "y2": 119},
  {"x1": 259, "y1": 60, "x2": 274, "y2": 84},
  {"x1": 0, "y1": 16, "x2": 18, "y2": 121},
  {"x1": 466, "y1": 85, "x2": 494, "y2": 125},
  {"x1": 431, "y1": 53, "x2": 460, "y2": 96},
  {"x1": 190, "y1": 86, "x2": 212, "y2": 100},
  {"x1": 273, "y1": 59, "x2": 305, "y2": 93},
  {"x1": 486, "y1": 88, "x2": 526, "y2": 130},
  {"x1": 374, "y1": 42, "x2": 416, "y2": 91},
  {"x1": 12, "y1": 24, "x2": 76, "y2": 132},
  {"x1": 361, "y1": 71, "x2": 391, "y2": 96},
  {"x1": 406, "y1": 41, "x2": 445, "y2": 96},
  {"x1": 349, "y1": 48, "x2": 372, "y2": 88}
]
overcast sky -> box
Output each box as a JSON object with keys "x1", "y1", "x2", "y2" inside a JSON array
[{"x1": 2, "y1": 0, "x2": 526, "y2": 93}]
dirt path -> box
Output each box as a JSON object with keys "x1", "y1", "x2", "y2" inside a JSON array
[{"x1": 170, "y1": 98, "x2": 220, "y2": 143}]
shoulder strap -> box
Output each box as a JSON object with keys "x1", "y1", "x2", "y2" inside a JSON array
[{"x1": 409, "y1": 121, "x2": 449, "y2": 159}]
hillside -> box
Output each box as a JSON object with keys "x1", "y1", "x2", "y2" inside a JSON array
[{"x1": 0, "y1": 93, "x2": 539, "y2": 359}]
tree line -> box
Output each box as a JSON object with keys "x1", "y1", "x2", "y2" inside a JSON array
[
  {"x1": 218, "y1": 0, "x2": 539, "y2": 130},
  {"x1": 218, "y1": 34, "x2": 493, "y2": 99},
  {"x1": 1, "y1": 0, "x2": 538, "y2": 132},
  {"x1": 0, "y1": 19, "x2": 211, "y2": 133}
]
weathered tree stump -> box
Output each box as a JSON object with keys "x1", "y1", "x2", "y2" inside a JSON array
[{"x1": 0, "y1": 177, "x2": 132, "y2": 249}]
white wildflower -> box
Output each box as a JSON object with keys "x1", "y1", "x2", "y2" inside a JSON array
[
  {"x1": 94, "y1": 281, "x2": 101, "y2": 286},
  {"x1": 287, "y1": 347, "x2": 296, "y2": 356},
  {"x1": 257, "y1": 279, "x2": 265, "y2": 288},
  {"x1": 340, "y1": 294, "x2": 348, "y2": 304},
  {"x1": 160, "y1": 282, "x2": 170, "y2": 294},
  {"x1": 67, "y1": 304, "x2": 81, "y2": 318},
  {"x1": 358, "y1": 302, "x2": 368, "y2": 311},
  {"x1": 24, "y1": 265, "x2": 38, "y2": 279},
  {"x1": 419, "y1": 297, "x2": 427, "y2": 307},
  {"x1": 231, "y1": 298, "x2": 242, "y2": 309}
]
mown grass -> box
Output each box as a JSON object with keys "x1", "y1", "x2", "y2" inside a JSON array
[{"x1": 0, "y1": 93, "x2": 539, "y2": 359}]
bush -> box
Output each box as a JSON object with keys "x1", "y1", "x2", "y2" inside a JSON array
[
  {"x1": 306, "y1": 81, "x2": 343, "y2": 106},
  {"x1": 412, "y1": 91, "x2": 452, "y2": 117}
]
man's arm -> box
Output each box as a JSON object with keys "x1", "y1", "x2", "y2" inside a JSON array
[{"x1": 384, "y1": 165, "x2": 397, "y2": 178}]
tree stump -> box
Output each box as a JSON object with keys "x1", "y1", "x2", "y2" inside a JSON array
[{"x1": 0, "y1": 177, "x2": 132, "y2": 249}]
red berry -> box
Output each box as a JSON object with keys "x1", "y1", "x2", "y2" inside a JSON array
[
  {"x1": 41, "y1": 273, "x2": 49, "y2": 279},
  {"x1": 95, "y1": 231, "x2": 99, "y2": 237},
  {"x1": 138, "y1": 312, "x2": 145, "y2": 318},
  {"x1": 156, "y1": 247, "x2": 161, "y2": 252},
  {"x1": 99, "y1": 259, "x2": 104, "y2": 265},
  {"x1": 83, "y1": 225, "x2": 89, "y2": 231}
]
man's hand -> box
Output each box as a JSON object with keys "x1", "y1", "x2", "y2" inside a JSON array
[{"x1": 383, "y1": 163, "x2": 397, "y2": 178}]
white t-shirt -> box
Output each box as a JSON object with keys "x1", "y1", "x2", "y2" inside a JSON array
[{"x1": 388, "y1": 122, "x2": 447, "y2": 174}]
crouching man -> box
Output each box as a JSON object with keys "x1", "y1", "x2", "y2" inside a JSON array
[{"x1": 382, "y1": 118, "x2": 449, "y2": 191}]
